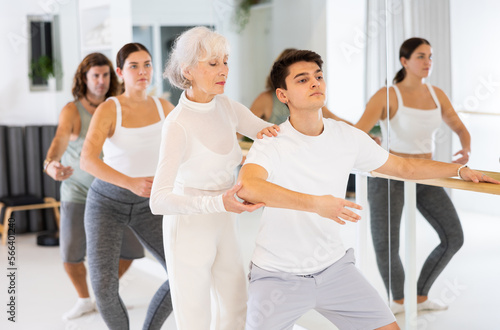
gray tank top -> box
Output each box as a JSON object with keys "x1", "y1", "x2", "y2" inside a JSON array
[
  {"x1": 60, "y1": 101, "x2": 95, "y2": 203},
  {"x1": 268, "y1": 92, "x2": 290, "y2": 125}
]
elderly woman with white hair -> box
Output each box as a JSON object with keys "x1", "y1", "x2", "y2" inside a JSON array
[{"x1": 150, "y1": 26, "x2": 278, "y2": 330}]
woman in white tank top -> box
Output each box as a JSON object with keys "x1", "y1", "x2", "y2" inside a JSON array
[
  {"x1": 80, "y1": 43, "x2": 175, "y2": 329},
  {"x1": 355, "y1": 38, "x2": 470, "y2": 314}
]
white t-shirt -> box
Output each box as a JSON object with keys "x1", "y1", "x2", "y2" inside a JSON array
[
  {"x1": 150, "y1": 91, "x2": 270, "y2": 215},
  {"x1": 244, "y1": 119, "x2": 389, "y2": 275}
]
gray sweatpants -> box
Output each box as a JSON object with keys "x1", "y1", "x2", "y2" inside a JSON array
[
  {"x1": 246, "y1": 249, "x2": 395, "y2": 330},
  {"x1": 85, "y1": 179, "x2": 172, "y2": 330},
  {"x1": 368, "y1": 177, "x2": 464, "y2": 300}
]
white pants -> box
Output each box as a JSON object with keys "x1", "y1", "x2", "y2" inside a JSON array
[{"x1": 163, "y1": 212, "x2": 247, "y2": 330}]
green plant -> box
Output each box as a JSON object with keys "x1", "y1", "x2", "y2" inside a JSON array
[
  {"x1": 29, "y1": 55, "x2": 55, "y2": 81},
  {"x1": 234, "y1": 0, "x2": 260, "y2": 33},
  {"x1": 369, "y1": 123, "x2": 381, "y2": 137}
]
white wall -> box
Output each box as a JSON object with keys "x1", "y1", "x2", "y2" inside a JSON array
[
  {"x1": 236, "y1": 0, "x2": 329, "y2": 108},
  {"x1": 326, "y1": 1, "x2": 366, "y2": 123},
  {"x1": 0, "y1": 0, "x2": 332, "y2": 126},
  {"x1": 0, "y1": 0, "x2": 79, "y2": 126},
  {"x1": 272, "y1": 0, "x2": 327, "y2": 57},
  {"x1": 450, "y1": 0, "x2": 500, "y2": 215},
  {"x1": 131, "y1": 0, "x2": 244, "y2": 100}
]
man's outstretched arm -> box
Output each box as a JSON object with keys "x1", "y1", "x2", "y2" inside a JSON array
[
  {"x1": 375, "y1": 154, "x2": 500, "y2": 184},
  {"x1": 237, "y1": 163, "x2": 361, "y2": 225}
]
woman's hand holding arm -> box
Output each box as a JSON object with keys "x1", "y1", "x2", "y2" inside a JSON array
[{"x1": 222, "y1": 183, "x2": 265, "y2": 213}]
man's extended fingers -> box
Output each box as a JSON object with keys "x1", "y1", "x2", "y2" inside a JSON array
[
  {"x1": 341, "y1": 209, "x2": 361, "y2": 222},
  {"x1": 343, "y1": 200, "x2": 362, "y2": 210},
  {"x1": 333, "y1": 217, "x2": 346, "y2": 225},
  {"x1": 482, "y1": 174, "x2": 500, "y2": 184}
]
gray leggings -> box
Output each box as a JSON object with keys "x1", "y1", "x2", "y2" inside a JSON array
[
  {"x1": 84, "y1": 179, "x2": 172, "y2": 330},
  {"x1": 368, "y1": 177, "x2": 464, "y2": 301}
]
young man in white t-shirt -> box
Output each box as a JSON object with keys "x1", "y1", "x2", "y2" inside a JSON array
[{"x1": 237, "y1": 50, "x2": 497, "y2": 330}]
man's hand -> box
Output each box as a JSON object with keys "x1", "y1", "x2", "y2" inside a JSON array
[
  {"x1": 460, "y1": 168, "x2": 500, "y2": 184},
  {"x1": 46, "y1": 161, "x2": 73, "y2": 181},
  {"x1": 223, "y1": 183, "x2": 265, "y2": 213},
  {"x1": 256, "y1": 125, "x2": 280, "y2": 139},
  {"x1": 314, "y1": 195, "x2": 362, "y2": 225}
]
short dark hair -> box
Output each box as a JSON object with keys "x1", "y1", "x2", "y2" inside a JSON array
[
  {"x1": 265, "y1": 48, "x2": 297, "y2": 91},
  {"x1": 270, "y1": 50, "x2": 323, "y2": 91},
  {"x1": 72, "y1": 52, "x2": 119, "y2": 100}
]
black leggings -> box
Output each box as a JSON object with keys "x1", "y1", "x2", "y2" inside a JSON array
[{"x1": 368, "y1": 177, "x2": 464, "y2": 300}]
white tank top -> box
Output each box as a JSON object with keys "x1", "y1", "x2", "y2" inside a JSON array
[
  {"x1": 380, "y1": 83, "x2": 442, "y2": 154},
  {"x1": 103, "y1": 96, "x2": 165, "y2": 177}
]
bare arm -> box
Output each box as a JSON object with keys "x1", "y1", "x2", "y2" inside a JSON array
[
  {"x1": 44, "y1": 102, "x2": 77, "y2": 181},
  {"x1": 434, "y1": 86, "x2": 471, "y2": 164},
  {"x1": 375, "y1": 154, "x2": 499, "y2": 184},
  {"x1": 80, "y1": 100, "x2": 152, "y2": 197},
  {"x1": 159, "y1": 98, "x2": 175, "y2": 117},
  {"x1": 237, "y1": 164, "x2": 362, "y2": 225},
  {"x1": 236, "y1": 91, "x2": 275, "y2": 140},
  {"x1": 355, "y1": 87, "x2": 389, "y2": 133},
  {"x1": 250, "y1": 91, "x2": 273, "y2": 121}
]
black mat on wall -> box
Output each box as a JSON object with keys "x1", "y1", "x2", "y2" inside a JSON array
[
  {"x1": 0, "y1": 125, "x2": 60, "y2": 233},
  {"x1": 26, "y1": 126, "x2": 45, "y2": 232},
  {"x1": 0, "y1": 126, "x2": 9, "y2": 197},
  {"x1": 6, "y1": 126, "x2": 28, "y2": 232}
]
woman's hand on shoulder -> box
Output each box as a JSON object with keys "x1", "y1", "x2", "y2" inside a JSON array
[
  {"x1": 256, "y1": 124, "x2": 280, "y2": 139},
  {"x1": 127, "y1": 176, "x2": 154, "y2": 197},
  {"x1": 222, "y1": 182, "x2": 265, "y2": 213}
]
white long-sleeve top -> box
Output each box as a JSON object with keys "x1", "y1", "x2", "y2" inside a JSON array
[{"x1": 150, "y1": 91, "x2": 270, "y2": 215}]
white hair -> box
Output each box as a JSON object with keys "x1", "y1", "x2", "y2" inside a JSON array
[{"x1": 164, "y1": 26, "x2": 230, "y2": 90}]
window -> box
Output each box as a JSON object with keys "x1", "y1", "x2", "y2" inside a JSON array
[{"x1": 28, "y1": 15, "x2": 55, "y2": 91}]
